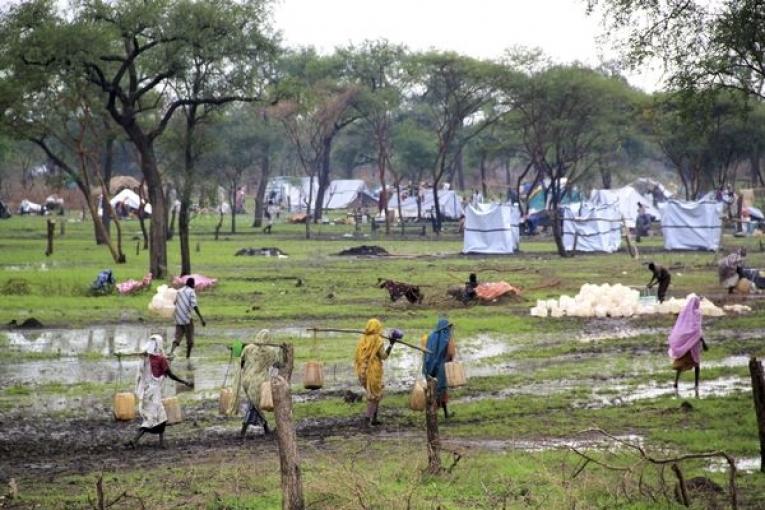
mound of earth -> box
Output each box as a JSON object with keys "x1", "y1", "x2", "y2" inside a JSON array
[
  {"x1": 7, "y1": 318, "x2": 45, "y2": 329},
  {"x1": 336, "y1": 245, "x2": 389, "y2": 257},
  {"x1": 235, "y1": 247, "x2": 288, "y2": 257}
]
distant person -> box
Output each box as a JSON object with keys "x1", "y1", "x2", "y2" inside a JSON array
[
  {"x1": 126, "y1": 335, "x2": 193, "y2": 449},
  {"x1": 463, "y1": 273, "x2": 478, "y2": 303},
  {"x1": 646, "y1": 262, "x2": 671, "y2": 302},
  {"x1": 422, "y1": 318, "x2": 457, "y2": 419},
  {"x1": 170, "y1": 278, "x2": 206, "y2": 359},
  {"x1": 263, "y1": 199, "x2": 275, "y2": 234},
  {"x1": 635, "y1": 203, "x2": 651, "y2": 242},
  {"x1": 718, "y1": 248, "x2": 746, "y2": 293},
  {"x1": 667, "y1": 295, "x2": 709, "y2": 390}
]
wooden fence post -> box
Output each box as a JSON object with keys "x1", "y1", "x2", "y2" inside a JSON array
[
  {"x1": 59, "y1": 220, "x2": 65, "y2": 236},
  {"x1": 748, "y1": 357, "x2": 765, "y2": 473},
  {"x1": 425, "y1": 376, "x2": 441, "y2": 474},
  {"x1": 45, "y1": 219, "x2": 55, "y2": 256},
  {"x1": 271, "y1": 344, "x2": 304, "y2": 510}
]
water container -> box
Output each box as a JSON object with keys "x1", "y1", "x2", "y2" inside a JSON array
[
  {"x1": 163, "y1": 397, "x2": 183, "y2": 425},
  {"x1": 260, "y1": 381, "x2": 274, "y2": 412},
  {"x1": 409, "y1": 380, "x2": 426, "y2": 411},
  {"x1": 445, "y1": 361, "x2": 467, "y2": 387},
  {"x1": 218, "y1": 388, "x2": 232, "y2": 415},
  {"x1": 303, "y1": 361, "x2": 324, "y2": 390},
  {"x1": 113, "y1": 392, "x2": 136, "y2": 421}
]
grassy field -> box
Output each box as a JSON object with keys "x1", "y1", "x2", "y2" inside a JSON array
[{"x1": 1, "y1": 212, "x2": 764, "y2": 509}]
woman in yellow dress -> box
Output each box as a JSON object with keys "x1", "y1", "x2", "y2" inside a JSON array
[{"x1": 354, "y1": 319, "x2": 396, "y2": 427}]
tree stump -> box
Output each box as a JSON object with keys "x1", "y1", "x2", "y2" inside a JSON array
[
  {"x1": 749, "y1": 357, "x2": 765, "y2": 473},
  {"x1": 45, "y1": 219, "x2": 55, "y2": 256},
  {"x1": 425, "y1": 376, "x2": 441, "y2": 474}
]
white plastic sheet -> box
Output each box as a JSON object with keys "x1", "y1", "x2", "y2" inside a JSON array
[
  {"x1": 463, "y1": 203, "x2": 520, "y2": 254},
  {"x1": 660, "y1": 200, "x2": 723, "y2": 251},
  {"x1": 562, "y1": 203, "x2": 622, "y2": 253},
  {"x1": 590, "y1": 185, "x2": 660, "y2": 228},
  {"x1": 388, "y1": 189, "x2": 464, "y2": 220}
]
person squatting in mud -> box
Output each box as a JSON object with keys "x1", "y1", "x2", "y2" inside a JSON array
[
  {"x1": 422, "y1": 317, "x2": 457, "y2": 419},
  {"x1": 228, "y1": 329, "x2": 284, "y2": 438},
  {"x1": 354, "y1": 319, "x2": 401, "y2": 427},
  {"x1": 127, "y1": 335, "x2": 193, "y2": 449},
  {"x1": 646, "y1": 262, "x2": 671, "y2": 302},
  {"x1": 718, "y1": 248, "x2": 746, "y2": 294},
  {"x1": 667, "y1": 295, "x2": 709, "y2": 390},
  {"x1": 171, "y1": 277, "x2": 206, "y2": 359}
]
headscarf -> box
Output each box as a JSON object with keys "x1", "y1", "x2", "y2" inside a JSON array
[
  {"x1": 228, "y1": 329, "x2": 282, "y2": 414},
  {"x1": 354, "y1": 319, "x2": 385, "y2": 400},
  {"x1": 667, "y1": 295, "x2": 703, "y2": 364},
  {"x1": 718, "y1": 249, "x2": 745, "y2": 283},
  {"x1": 423, "y1": 318, "x2": 451, "y2": 394},
  {"x1": 135, "y1": 335, "x2": 169, "y2": 429}
]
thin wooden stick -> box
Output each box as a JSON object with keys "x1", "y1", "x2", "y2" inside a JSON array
[{"x1": 306, "y1": 327, "x2": 431, "y2": 354}]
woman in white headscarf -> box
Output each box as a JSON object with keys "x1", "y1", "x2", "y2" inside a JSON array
[
  {"x1": 126, "y1": 334, "x2": 193, "y2": 449},
  {"x1": 229, "y1": 329, "x2": 284, "y2": 438}
]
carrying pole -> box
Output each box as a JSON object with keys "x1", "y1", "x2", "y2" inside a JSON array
[{"x1": 306, "y1": 327, "x2": 431, "y2": 354}]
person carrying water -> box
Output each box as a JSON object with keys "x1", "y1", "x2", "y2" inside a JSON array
[
  {"x1": 646, "y1": 262, "x2": 671, "y2": 303},
  {"x1": 126, "y1": 335, "x2": 193, "y2": 449},
  {"x1": 228, "y1": 329, "x2": 284, "y2": 438},
  {"x1": 667, "y1": 295, "x2": 709, "y2": 390},
  {"x1": 354, "y1": 319, "x2": 399, "y2": 427},
  {"x1": 423, "y1": 318, "x2": 457, "y2": 419},
  {"x1": 171, "y1": 277, "x2": 206, "y2": 359}
]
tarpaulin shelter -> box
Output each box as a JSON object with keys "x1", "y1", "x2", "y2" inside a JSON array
[
  {"x1": 462, "y1": 203, "x2": 521, "y2": 254},
  {"x1": 660, "y1": 199, "x2": 723, "y2": 251},
  {"x1": 322, "y1": 179, "x2": 372, "y2": 209},
  {"x1": 389, "y1": 189, "x2": 464, "y2": 220},
  {"x1": 590, "y1": 185, "x2": 661, "y2": 228},
  {"x1": 562, "y1": 202, "x2": 622, "y2": 253},
  {"x1": 110, "y1": 188, "x2": 152, "y2": 215}
]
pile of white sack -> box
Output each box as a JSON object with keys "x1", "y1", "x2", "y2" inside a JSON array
[
  {"x1": 530, "y1": 283, "x2": 732, "y2": 318},
  {"x1": 148, "y1": 284, "x2": 177, "y2": 319}
]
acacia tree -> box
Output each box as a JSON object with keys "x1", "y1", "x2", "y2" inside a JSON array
[
  {"x1": 508, "y1": 65, "x2": 635, "y2": 256},
  {"x1": 0, "y1": 0, "x2": 274, "y2": 278},
  {"x1": 406, "y1": 52, "x2": 509, "y2": 231},
  {"x1": 341, "y1": 41, "x2": 406, "y2": 234}
]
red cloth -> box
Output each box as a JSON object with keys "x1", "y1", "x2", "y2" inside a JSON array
[{"x1": 149, "y1": 354, "x2": 169, "y2": 378}]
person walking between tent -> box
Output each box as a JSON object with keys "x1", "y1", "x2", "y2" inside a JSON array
[
  {"x1": 126, "y1": 335, "x2": 193, "y2": 449},
  {"x1": 228, "y1": 329, "x2": 284, "y2": 438},
  {"x1": 668, "y1": 295, "x2": 709, "y2": 390},
  {"x1": 354, "y1": 319, "x2": 397, "y2": 427},
  {"x1": 646, "y1": 263, "x2": 671, "y2": 303},
  {"x1": 171, "y1": 278, "x2": 206, "y2": 359},
  {"x1": 423, "y1": 318, "x2": 457, "y2": 419}
]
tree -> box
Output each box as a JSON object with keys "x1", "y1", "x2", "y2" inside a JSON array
[
  {"x1": 507, "y1": 65, "x2": 637, "y2": 256},
  {"x1": 341, "y1": 41, "x2": 406, "y2": 234},
  {"x1": 0, "y1": 0, "x2": 274, "y2": 277},
  {"x1": 405, "y1": 52, "x2": 509, "y2": 231},
  {"x1": 588, "y1": 0, "x2": 765, "y2": 100}
]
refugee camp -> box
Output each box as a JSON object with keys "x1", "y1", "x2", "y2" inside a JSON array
[{"x1": 1, "y1": 0, "x2": 765, "y2": 508}]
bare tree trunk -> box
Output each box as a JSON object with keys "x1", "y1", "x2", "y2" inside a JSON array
[
  {"x1": 749, "y1": 357, "x2": 765, "y2": 473},
  {"x1": 425, "y1": 377, "x2": 441, "y2": 474},
  {"x1": 230, "y1": 177, "x2": 238, "y2": 234},
  {"x1": 313, "y1": 137, "x2": 332, "y2": 223},
  {"x1": 96, "y1": 136, "x2": 115, "y2": 245},
  {"x1": 168, "y1": 206, "x2": 177, "y2": 241},
  {"x1": 214, "y1": 210, "x2": 224, "y2": 241},
  {"x1": 45, "y1": 219, "x2": 55, "y2": 256},
  {"x1": 599, "y1": 166, "x2": 612, "y2": 189},
  {"x1": 141, "y1": 148, "x2": 168, "y2": 278},
  {"x1": 479, "y1": 153, "x2": 488, "y2": 199},
  {"x1": 179, "y1": 197, "x2": 192, "y2": 276},
  {"x1": 751, "y1": 146, "x2": 764, "y2": 187},
  {"x1": 271, "y1": 344, "x2": 304, "y2": 510},
  {"x1": 253, "y1": 152, "x2": 271, "y2": 228},
  {"x1": 455, "y1": 147, "x2": 465, "y2": 191}
]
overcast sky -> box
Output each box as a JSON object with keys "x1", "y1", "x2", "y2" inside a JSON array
[{"x1": 273, "y1": 0, "x2": 664, "y2": 91}]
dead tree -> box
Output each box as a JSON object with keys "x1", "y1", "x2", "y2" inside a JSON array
[
  {"x1": 749, "y1": 357, "x2": 765, "y2": 473},
  {"x1": 425, "y1": 376, "x2": 441, "y2": 474},
  {"x1": 271, "y1": 344, "x2": 304, "y2": 510}
]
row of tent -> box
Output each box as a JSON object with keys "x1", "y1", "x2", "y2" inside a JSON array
[
  {"x1": 266, "y1": 177, "x2": 464, "y2": 219},
  {"x1": 463, "y1": 198, "x2": 724, "y2": 254}
]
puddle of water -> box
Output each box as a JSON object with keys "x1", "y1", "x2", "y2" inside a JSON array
[
  {"x1": 707, "y1": 456, "x2": 761, "y2": 473},
  {"x1": 582, "y1": 376, "x2": 750, "y2": 408},
  {"x1": 5, "y1": 326, "x2": 172, "y2": 356},
  {"x1": 704, "y1": 356, "x2": 751, "y2": 369},
  {"x1": 442, "y1": 433, "x2": 645, "y2": 453}
]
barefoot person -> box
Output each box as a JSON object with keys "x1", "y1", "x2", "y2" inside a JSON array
[
  {"x1": 423, "y1": 318, "x2": 457, "y2": 419},
  {"x1": 127, "y1": 335, "x2": 193, "y2": 449},
  {"x1": 228, "y1": 329, "x2": 284, "y2": 438},
  {"x1": 646, "y1": 262, "x2": 671, "y2": 303},
  {"x1": 354, "y1": 319, "x2": 396, "y2": 427},
  {"x1": 668, "y1": 295, "x2": 709, "y2": 389},
  {"x1": 171, "y1": 277, "x2": 206, "y2": 359}
]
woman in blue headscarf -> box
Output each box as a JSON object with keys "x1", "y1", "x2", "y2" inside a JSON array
[{"x1": 422, "y1": 318, "x2": 456, "y2": 419}]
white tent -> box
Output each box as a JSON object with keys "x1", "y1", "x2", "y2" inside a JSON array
[
  {"x1": 323, "y1": 179, "x2": 370, "y2": 209},
  {"x1": 389, "y1": 189, "x2": 464, "y2": 220},
  {"x1": 562, "y1": 203, "x2": 622, "y2": 253},
  {"x1": 463, "y1": 203, "x2": 520, "y2": 254},
  {"x1": 661, "y1": 200, "x2": 723, "y2": 251},
  {"x1": 110, "y1": 188, "x2": 152, "y2": 215},
  {"x1": 266, "y1": 177, "x2": 318, "y2": 212},
  {"x1": 590, "y1": 185, "x2": 660, "y2": 228}
]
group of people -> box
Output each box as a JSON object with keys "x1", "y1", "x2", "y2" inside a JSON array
[{"x1": 127, "y1": 317, "x2": 458, "y2": 447}]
